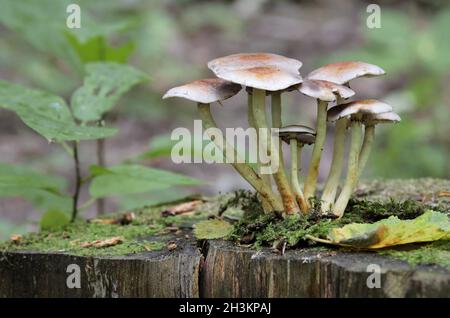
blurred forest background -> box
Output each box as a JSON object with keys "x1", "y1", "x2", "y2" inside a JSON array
[{"x1": 0, "y1": 0, "x2": 449, "y2": 238}]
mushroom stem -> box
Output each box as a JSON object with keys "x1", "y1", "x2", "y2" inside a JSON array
[
  {"x1": 271, "y1": 92, "x2": 282, "y2": 130},
  {"x1": 252, "y1": 88, "x2": 299, "y2": 214},
  {"x1": 332, "y1": 120, "x2": 363, "y2": 218},
  {"x1": 248, "y1": 94, "x2": 272, "y2": 187},
  {"x1": 248, "y1": 93, "x2": 272, "y2": 212},
  {"x1": 290, "y1": 139, "x2": 309, "y2": 213},
  {"x1": 271, "y1": 92, "x2": 292, "y2": 191},
  {"x1": 357, "y1": 125, "x2": 375, "y2": 179},
  {"x1": 304, "y1": 100, "x2": 328, "y2": 201},
  {"x1": 197, "y1": 103, "x2": 284, "y2": 212},
  {"x1": 320, "y1": 118, "x2": 348, "y2": 212}
]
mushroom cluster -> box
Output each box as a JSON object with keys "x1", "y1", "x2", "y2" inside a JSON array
[{"x1": 163, "y1": 54, "x2": 401, "y2": 218}]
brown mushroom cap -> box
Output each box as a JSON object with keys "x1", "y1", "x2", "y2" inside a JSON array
[
  {"x1": 214, "y1": 66, "x2": 303, "y2": 91},
  {"x1": 298, "y1": 79, "x2": 355, "y2": 102},
  {"x1": 162, "y1": 78, "x2": 241, "y2": 104},
  {"x1": 327, "y1": 99, "x2": 393, "y2": 122},
  {"x1": 208, "y1": 53, "x2": 303, "y2": 74},
  {"x1": 277, "y1": 125, "x2": 316, "y2": 145},
  {"x1": 307, "y1": 61, "x2": 385, "y2": 85},
  {"x1": 363, "y1": 111, "x2": 401, "y2": 125}
]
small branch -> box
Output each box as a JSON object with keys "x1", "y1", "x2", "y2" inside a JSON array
[
  {"x1": 71, "y1": 141, "x2": 82, "y2": 222},
  {"x1": 96, "y1": 129, "x2": 106, "y2": 215}
]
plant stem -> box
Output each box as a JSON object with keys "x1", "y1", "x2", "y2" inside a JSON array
[
  {"x1": 71, "y1": 141, "x2": 82, "y2": 222},
  {"x1": 271, "y1": 92, "x2": 289, "y2": 183},
  {"x1": 304, "y1": 100, "x2": 328, "y2": 201},
  {"x1": 357, "y1": 125, "x2": 375, "y2": 179},
  {"x1": 197, "y1": 103, "x2": 283, "y2": 212},
  {"x1": 333, "y1": 120, "x2": 363, "y2": 218},
  {"x1": 290, "y1": 139, "x2": 308, "y2": 213},
  {"x1": 321, "y1": 118, "x2": 348, "y2": 212},
  {"x1": 252, "y1": 88, "x2": 299, "y2": 214},
  {"x1": 247, "y1": 93, "x2": 272, "y2": 212},
  {"x1": 96, "y1": 126, "x2": 105, "y2": 215}
]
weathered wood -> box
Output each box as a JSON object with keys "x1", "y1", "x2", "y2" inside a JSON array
[
  {"x1": 2, "y1": 239, "x2": 449, "y2": 298},
  {"x1": 0, "y1": 239, "x2": 201, "y2": 298},
  {"x1": 200, "y1": 240, "x2": 450, "y2": 298}
]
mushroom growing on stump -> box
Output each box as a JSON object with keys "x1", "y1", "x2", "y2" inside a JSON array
[
  {"x1": 357, "y1": 111, "x2": 401, "y2": 179},
  {"x1": 163, "y1": 78, "x2": 284, "y2": 212},
  {"x1": 208, "y1": 53, "x2": 302, "y2": 214},
  {"x1": 209, "y1": 53, "x2": 303, "y2": 211},
  {"x1": 327, "y1": 99, "x2": 393, "y2": 217},
  {"x1": 305, "y1": 61, "x2": 386, "y2": 212},
  {"x1": 278, "y1": 125, "x2": 316, "y2": 213},
  {"x1": 298, "y1": 79, "x2": 355, "y2": 204},
  {"x1": 212, "y1": 64, "x2": 303, "y2": 214}
]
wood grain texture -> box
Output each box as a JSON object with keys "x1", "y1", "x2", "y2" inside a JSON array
[
  {"x1": 200, "y1": 240, "x2": 450, "y2": 298},
  {"x1": 0, "y1": 239, "x2": 201, "y2": 298}
]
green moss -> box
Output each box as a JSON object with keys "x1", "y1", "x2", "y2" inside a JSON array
[
  {"x1": 0, "y1": 197, "x2": 214, "y2": 257},
  {"x1": 342, "y1": 198, "x2": 448, "y2": 223},
  {"x1": 380, "y1": 240, "x2": 450, "y2": 270},
  {"x1": 229, "y1": 212, "x2": 338, "y2": 250},
  {"x1": 0, "y1": 220, "x2": 165, "y2": 256}
]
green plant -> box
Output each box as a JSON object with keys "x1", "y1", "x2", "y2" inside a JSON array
[{"x1": 0, "y1": 74, "x2": 202, "y2": 224}]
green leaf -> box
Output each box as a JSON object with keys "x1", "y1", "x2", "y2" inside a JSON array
[
  {"x1": 0, "y1": 0, "x2": 80, "y2": 69},
  {"x1": 0, "y1": 163, "x2": 65, "y2": 190},
  {"x1": 89, "y1": 164, "x2": 203, "y2": 198},
  {"x1": 0, "y1": 163, "x2": 71, "y2": 211},
  {"x1": 0, "y1": 0, "x2": 138, "y2": 72},
  {"x1": 71, "y1": 62, "x2": 149, "y2": 122},
  {"x1": 134, "y1": 134, "x2": 176, "y2": 160},
  {"x1": 66, "y1": 33, "x2": 135, "y2": 64},
  {"x1": 194, "y1": 219, "x2": 233, "y2": 240},
  {"x1": 0, "y1": 80, "x2": 117, "y2": 141},
  {"x1": 40, "y1": 209, "x2": 70, "y2": 232},
  {"x1": 322, "y1": 211, "x2": 450, "y2": 249}
]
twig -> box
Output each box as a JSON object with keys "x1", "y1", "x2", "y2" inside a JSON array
[
  {"x1": 96, "y1": 118, "x2": 106, "y2": 215},
  {"x1": 71, "y1": 141, "x2": 82, "y2": 222}
]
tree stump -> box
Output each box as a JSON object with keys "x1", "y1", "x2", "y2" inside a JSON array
[
  {"x1": 200, "y1": 240, "x2": 450, "y2": 298},
  {"x1": 1, "y1": 179, "x2": 449, "y2": 297},
  {"x1": 0, "y1": 238, "x2": 201, "y2": 298}
]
